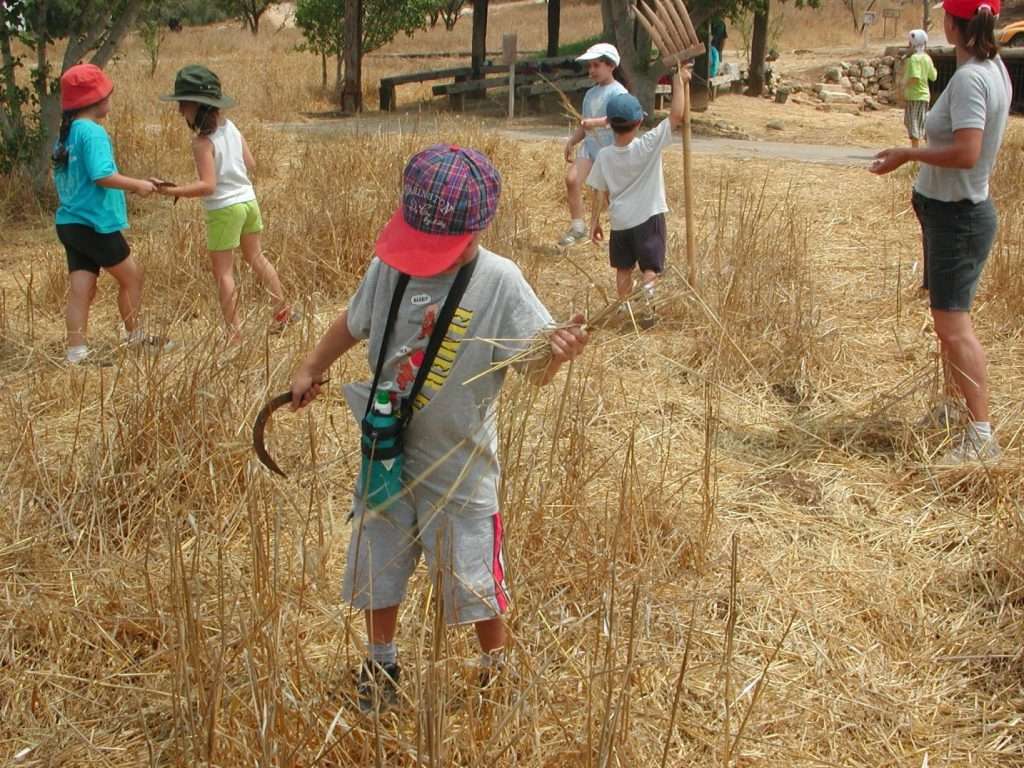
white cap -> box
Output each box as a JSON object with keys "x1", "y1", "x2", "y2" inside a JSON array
[
  {"x1": 576, "y1": 43, "x2": 621, "y2": 67},
  {"x1": 908, "y1": 29, "x2": 928, "y2": 51}
]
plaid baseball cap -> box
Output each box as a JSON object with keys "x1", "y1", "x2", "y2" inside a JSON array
[{"x1": 376, "y1": 144, "x2": 502, "y2": 277}]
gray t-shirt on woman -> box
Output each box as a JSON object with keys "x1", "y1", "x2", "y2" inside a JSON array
[
  {"x1": 914, "y1": 56, "x2": 1011, "y2": 204},
  {"x1": 343, "y1": 247, "x2": 553, "y2": 518}
]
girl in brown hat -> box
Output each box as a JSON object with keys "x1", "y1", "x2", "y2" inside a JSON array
[{"x1": 157, "y1": 65, "x2": 293, "y2": 343}]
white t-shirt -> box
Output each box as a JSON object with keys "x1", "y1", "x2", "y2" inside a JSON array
[
  {"x1": 203, "y1": 119, "x2": 256, "y2": 211},
  {"x1": 914, "y1": 57, "x2": 1011, "y2": 204},
  {"x1": 585, "y1": 118, "x2": 674, "y2": 231}
]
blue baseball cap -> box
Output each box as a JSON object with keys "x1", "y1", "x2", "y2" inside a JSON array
[{"x1": 606, "y1": 93, "x2": 646, "y2": 123}]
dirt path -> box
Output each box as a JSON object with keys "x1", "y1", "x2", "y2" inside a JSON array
[{"x1": 271, "y1": 114, "x2": 878, "y2": 168}]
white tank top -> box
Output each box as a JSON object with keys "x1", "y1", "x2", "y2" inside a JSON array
[{"x1": 202, "y1": 119, "x2": 255, "y2": 211}]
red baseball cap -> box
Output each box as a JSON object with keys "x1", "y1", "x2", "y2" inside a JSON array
[
  {"x1": 375, "y1": 144, "x2": 502, "y2": 278},
  {"x1": 60, "y1": 64, "x2": 114, "y2": 111},
  {"x1": 939, "y1": 0, "x2": 999, "y2": 19}
]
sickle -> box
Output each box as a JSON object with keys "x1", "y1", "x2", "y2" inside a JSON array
[{"x1": 252, "y1": 380, "x2": 329, "y2": 478}]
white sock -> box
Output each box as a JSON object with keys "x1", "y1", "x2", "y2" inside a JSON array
[
  {"x1": 480, "y1": 648, "x2": 506, "y2": 670},
  {"x1": 126, "y1": 328, "x2": 144, "y2": 343},
  {"x1": 643, "y1": 282, "x2": 656, "y2": 300},
  {"x1": 66, "y1": 345, "x2": 89, "y2": 363},
  {"x1": 968, "y1": 421, "x2": 992, "y2": 442},
  {"x1": 571, "y1": 218, "x2": 586, "y2": 233},
  {"x1": 369, "y1": 641, "x2": 397, "y2": 666}
]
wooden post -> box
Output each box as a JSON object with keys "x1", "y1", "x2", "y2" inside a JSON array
[
  {"x1": 341, "y1": 0, "x2": 362, "y2": 112},
  {"x1": 681, "y1": 77, "x2": 697, "y2": 289},
  {"x1": 503, "y1": 33, "x2": 517, "y2": 120},
  {"x1": 471, "y1": 0, "x2": 490, "y2": 79},
  {"x1": 547, "y1": 0, "x2": 561, "y2": 57}
]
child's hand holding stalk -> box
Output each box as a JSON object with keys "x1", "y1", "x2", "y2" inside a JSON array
[{"x1": 529, "y1": 314, "x2": 589, "y2": 386}]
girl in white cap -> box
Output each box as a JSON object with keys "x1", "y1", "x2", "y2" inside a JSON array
[
  {"x1": 903, "y1": 29, "x2": 937, "y2": 149},
  {"x1": 558, "y1": 43, "x2": 630, "y2": 247}
]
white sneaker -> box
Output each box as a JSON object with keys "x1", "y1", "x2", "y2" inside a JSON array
[
  {"x1": 65, "y1": 346, "x2": 91, "y2": 364},
  {"x1": 934, "y1": 430, "x2": 1001, "y2": 467},
  {"x1": 557, "y1": 227, "x2": 588, "y2": 248},
  {"x1": 127, "y1": 333, "x2": 176, "y2": 355}
]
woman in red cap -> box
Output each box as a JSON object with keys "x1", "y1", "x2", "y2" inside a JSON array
[
  {"x1": 53, "y1": 63, "x2": 165, "y2": 364},
  {"x1": 871, "y1": 0, "x2": 1011, "y2": 466}
]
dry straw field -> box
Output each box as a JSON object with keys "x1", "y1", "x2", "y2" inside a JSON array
[{"x1": 2, "y1": 3, "x2": 1023, "y2": 766}]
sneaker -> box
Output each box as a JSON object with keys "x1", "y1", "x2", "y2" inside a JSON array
[
  {"x1": 934, "y1": 430, "x2": 1001, "y2": 467},
  {"x1": 270, "y1": 306, "x2": 301, "y2": 335},
  {"x1": 557, "y1": 226, "x2": 588, "y2": 248},
  {"x1": 356, "y1": 660, "x2": 400, "y2": 713},
  {"x1": 65, "y1": 346, "x2": 91, "y2": 364},
  {"x1": 916, "y1": 401, "x2": 961, "y2": 430},
  {"x1": 638, "y1": 311, "x2": 658, "y2": 330},
  {"x1": 126, "y1": 333, "x2": 176, "y2": 355}
]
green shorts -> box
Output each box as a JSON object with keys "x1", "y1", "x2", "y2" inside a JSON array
[{"x1": 205, "y1": 199, "x2": 263, "y2": 251}]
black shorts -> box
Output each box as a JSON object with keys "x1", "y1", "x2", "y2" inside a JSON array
[
  {"x1": 911, "y1": 191, "x2": 996, "y2": 312},
  {"x1": 56, "y1": 223, "x2": 130, "y2": 275},
  {"x1": 609, "y1": 213, "x2": 666, "y2": 274}
]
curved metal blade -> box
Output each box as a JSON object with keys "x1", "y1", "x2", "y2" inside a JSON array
[{"x1": 252, "y1": 391, "x2": 292, "y2": 477}]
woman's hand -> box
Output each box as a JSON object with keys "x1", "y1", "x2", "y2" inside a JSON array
[{"x1": 870, "y1": 148, "x2": 909, "y2": 175}]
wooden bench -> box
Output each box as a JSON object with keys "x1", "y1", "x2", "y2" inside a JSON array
[
  {"x1": 380, "y1": 55, "x2": 583, "y2": 112},
  {"x1": 516, "y1": 76, "x2": 593, "y2": 114},
  {"x1": 654, "y1": 71, "x2": 742, "y2": 109}
]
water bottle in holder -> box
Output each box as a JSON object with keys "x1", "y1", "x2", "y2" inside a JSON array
[{"x1": 359, "y1": 389, "x2": 403, "y2": 509}]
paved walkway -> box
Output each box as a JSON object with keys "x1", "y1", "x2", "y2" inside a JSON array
[{"x1": 271, "y1": 114, "x2": 878, "y2": 169}]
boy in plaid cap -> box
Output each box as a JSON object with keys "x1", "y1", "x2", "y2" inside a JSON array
[{"x1": 290, "y1": 144, "x2": 589, "y2": 711}]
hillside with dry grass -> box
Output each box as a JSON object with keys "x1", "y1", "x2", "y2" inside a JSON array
[{"x1": 1, "y1": 3, "x2": 1022, "y2": 766}]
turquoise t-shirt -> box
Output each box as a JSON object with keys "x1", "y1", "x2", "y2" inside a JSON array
[{"x1": 54, "y1": 119, "x2": 128, "y2": 233}]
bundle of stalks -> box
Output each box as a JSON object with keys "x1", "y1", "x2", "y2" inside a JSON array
[{"x1": 463, "y1": 282, "x2": 668, "y2": 385}]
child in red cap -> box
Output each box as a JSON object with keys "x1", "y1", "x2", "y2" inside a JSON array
[
  {"x1": 289, "y1": 144, "x2": 589, "y2": 712},
  {"x1": 53, "y1": 63, "x2": 169, "y2": 363}
]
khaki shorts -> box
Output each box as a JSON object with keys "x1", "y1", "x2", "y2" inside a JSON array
[
  {"x1": 205, "y1": 199, "x2": 263, "y2": 251},
  {"x1": 343, "y1": 489, "x2": 510, "y2": 625}
]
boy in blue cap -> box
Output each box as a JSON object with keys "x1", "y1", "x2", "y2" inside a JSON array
[{"x1": 585, "y1": 66, "x2": 690, "y2": 327}]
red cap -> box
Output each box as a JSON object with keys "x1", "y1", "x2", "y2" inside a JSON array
[
  {"x1": 60, "y1": 64, "x2": 114, "y2": 111},
  {"x1": 940, "y1": 0, "x2": 999, "y2": 19}
]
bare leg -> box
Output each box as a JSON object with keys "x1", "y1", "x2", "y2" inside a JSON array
[
  {"x1": 566, "y1": 156, "x2": 594, "y2": 223},
  {"x1": 66, "y1": 270, "x2": 98, "y2": 349},
  {"x1": 209, "y1": 249, "x2": 241, "y2": 340},
  {"x1": 911, "y1": 138, "x2": 920, "y2": 148},
  {"x1": 239, "y1": 232, "x2": 286, "y2": 314},
  {"x1": 932, "y1": 309, "x2": 989, "y2": 422},
  {"x1": 616, "y1": 268, "x2": 634, "y2": 300},
  {"x1": 104, "y1": 255, "x2": 144, "y2": 335},
  {"x1": 474, "y1": 617, "x2": 506, "y2": 654},
  {"x1": 365, "y1": 605, "x2": 400, "y2": 646}
]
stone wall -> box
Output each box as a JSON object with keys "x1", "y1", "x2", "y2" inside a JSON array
[{"x1": 820, "y1": 55, "x2": 906, "y2": 107}]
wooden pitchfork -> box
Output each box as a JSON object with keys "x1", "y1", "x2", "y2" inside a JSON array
[{"x1": 632, "y1": 0, "x2": 704, "y2": 289}]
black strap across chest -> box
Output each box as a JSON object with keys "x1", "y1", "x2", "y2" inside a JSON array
[{"x1": 365, "y1": 259, "x2": 476, "y2": 426}]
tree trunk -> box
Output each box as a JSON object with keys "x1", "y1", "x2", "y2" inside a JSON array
[
  {"x1": 321, "y1": 52, "x2": 328, "y2": 90},
  {"x1": 600, "y1": 0, "x2": 615, "y2": 42},
  {"x1": 547, "y1": 0, "x2": 560, "y2": 57},
  {"x1": 747, "y1": 0, "x2": 769, "y2": 97},
  {"x1": 341, "y1": 0, "x2": 362, "y2": 111},
  {"x1": 921, "y1": 0, "x2": 931, "y2": 32},
  {"x1": 471, "y1": 0, "x2": 489, "y2": 78},
  {"x1": 603, "y1": 0, "x2": 663, "y2": 114}
]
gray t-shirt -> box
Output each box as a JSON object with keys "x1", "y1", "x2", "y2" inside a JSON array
[
  {"x1": 581, "y1": 81, "x2": 628, "y2": 159},
  {"x1": 914, "y1": 57, "x2": 1012, "y2": 204},
  {"x1": 344, "y1": 247, "x2": 553, "y2": 518},
  {"x1": 586, "y1": 118, "x2": 674, "y2": 230}
]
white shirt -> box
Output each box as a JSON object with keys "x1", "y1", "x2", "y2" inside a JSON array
[
  {"x1": 581, "y1": 81, "x2": 628, "y2": 159},
  {"x1": 585, "y1": 118, "x2": 674, "y2": 231},
  {"x1": 914, "y1": 57, "x2": 1011, "y2": 204},
  {"x1": 203, "y1": 119, "x2": 256, "y2": 211}
]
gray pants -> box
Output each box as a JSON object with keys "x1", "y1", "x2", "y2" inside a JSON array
[{"x1": 343, "y1": 489, "x2": 510, "y2": 625}]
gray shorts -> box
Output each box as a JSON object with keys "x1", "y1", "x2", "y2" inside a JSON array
[
  {"x1": 343, "y1": 490, "x2": 510, "y2": 625},
  {"x1": 904, "y1": 100, "x2": 928, "y2": 140},
  {"x1": 911, "y1": 190, "x2": 997, "y2": 312}
]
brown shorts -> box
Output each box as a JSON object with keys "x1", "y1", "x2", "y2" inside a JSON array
[{"x1": 609, "y1": 213, "x2": 666, "y2": 274}]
